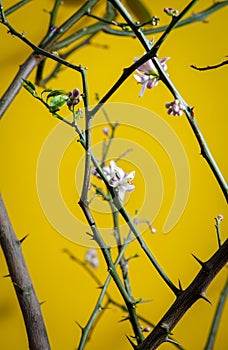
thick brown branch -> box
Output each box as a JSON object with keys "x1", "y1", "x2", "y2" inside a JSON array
[
  {"x1": 136, "y1": 239, "x2": 228, "y2": 350},
  {"x1": 0, "y1": 194, "x2": 51, "y2": 350},
  {"x1": 0, "y1": 54, "x2": 41, "y2": 118}
]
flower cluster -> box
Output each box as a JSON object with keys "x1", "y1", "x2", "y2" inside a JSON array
[
  {"x1": 85, "y1": 249, "x2": 99, "y2": 268},
  {"x1": 164, "y1": 7, "x2": 179, "y2": 17},
  {"x1": 134, "y1": 54, "x2": 169, "y2": 97},
  {"x1": 92, "y1": 160, "x2": 135, "y2": 201},
  {"x1": 165, "y1": 99, "x2": 185, "y2": 116},
  {"x1": 67, "y1": 88, "x2": 82, "y2": 109},
  {"x1": 103, "y1": 160, "x2": 135, "y2": 201}
]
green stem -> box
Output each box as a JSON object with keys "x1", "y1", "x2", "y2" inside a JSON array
[
  {"x1": 91, "y1": 0, "x2": 228, "y2": 202},
  {"x1": 80, "y1": 68, "x2": 91, "y2": 203},
  {"x1": 0, "y1": 4, "x2": 82, "y2": 73},
  {"x1": 40, "y1": 33, "x2": 98, "y2": 86},
  {"x1": 90, "y1": 0, "x2": 199, "y2": 117},
  {"x1": 77, "y1": 234, "x2": 133, "y2": 350},
  {"x1": 110, "y1": 201, "x2": 144, "y2": 343},
  {"x1": 101, "y1": 122, "x2": 118, "y2": 167},
  {"x1": 152, "y1": 57, "x2": 228, "y2": 202},
  {"x1": 49, "y1": 0, "x2": 62, "y2": 28},
  {"x1": 214, "y1": 217, "x2": 223, "y2": 248},
  {"x1": 53, "y1": 6, "x2": 116, "y2": 51},
  {"x1": 5, "y1": 0, "x2": 31, "y2": 16},
  {"x1": 88, "y1": 152, "x2": 179, "y2": 295},
  {"x1": 204, "y1": 279, "x2": 228, "y2": 350},
  {"x1": 109, "y1": 0, "x2": 152, "y2": 50},
  {"x1": 103, "y1": 2, "x2": 228, "y2": 36},
  {"x1": 152, "y1": 0, "x2": 199, "y2": 53},
  {"x1": 78, "y1": 67, "x2": 144, "y2": 345}
]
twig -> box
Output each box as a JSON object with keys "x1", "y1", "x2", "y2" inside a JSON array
[
  {"x1": 0, "y1": 195, "x2": 51, "y2": 350},
  {"x1": 5, "y1": 0, "x2": 31, "y2": 16},
  {"x1": 191, "y1": 59, "x2": 228, "y2": 71},
  {"x1": 78, "y1": 67, "x2": 144, "y2": 346},
  {"x1": 103, "y1": 1, "x2": 228, "y2": 36},
  {"x1": 136, "y1": 239, "x2": 228, "y2": 350},
  {"x1": 110, "y1": 201, "x2": 144, "y2": 342},
  {"x1": 98, "y1": 0, "x2": 227, "y2": 202},
  {"x1": 90, "y1": 0, "x2": 199, "y2": 116},
  {"x1": 214, "y1": 216, "x2": 223, "y2": 248},
  {"x1": 204, "y1": 278, "x2": 228, "y2": 350},
  {"x1": 151, "y1": 56, "x2": 228, "y2": 202},
  {"x1": 0, "y1": 0, "x2": 99, "y2": 118},
  {"x1": 77, "y1": 234, "x2": 133, "y2": 350},
  {"x1": 0, "y1": 6, "x2": 82, "y2": 72}
]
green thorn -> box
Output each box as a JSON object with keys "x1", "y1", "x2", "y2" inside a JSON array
[
  {"x1": 119, "y1": 316, "x2": 130, "y2": 323},
  {"x1": 134, "y1": 298, "x2": 152, "y2": 304},
  {"x1": 39, "y1": 300, "x2": 46, "y2": 306},
  {"x1": 166, "y1": 337, "x2": 181, "y2": 347},
  {"x1": 126, "y1": 335, "x2": 138, "y2": 350},
  {"x1": 96, "y1": 285, "x2": 104, "y2": 289},
  {"x1": 75, "y1": 321, "x2": 84, "y2": 331},
  {"x1": 85, "y1": 231, "x2": 94, "y2": 240}
]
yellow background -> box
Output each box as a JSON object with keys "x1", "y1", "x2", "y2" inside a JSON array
[{"x1": 0, "y1": 1, "x2": 227, "y2": 349}]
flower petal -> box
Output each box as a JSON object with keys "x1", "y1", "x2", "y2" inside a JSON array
[{"x1": 118, "y1": 186, "x2": 126, "y2": 201}]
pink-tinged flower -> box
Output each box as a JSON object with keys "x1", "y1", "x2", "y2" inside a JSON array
[
  {"x1": 85, "y1": 249, "x2": 99, "y2": 268},
  {"x1": 134, "y1": 54, "x2": 169, "y2": 97},
  {"x1": 103, "y1": 127, "x2": 109, "y2": 136},
  {"x1": 103, "y1": 160, "x2": 135, "y2": 200},
  {"x1": 217, "y1": 214, "x2": 223, "y2": 221},
  {"x1": 164, "y1": 7, "x2": 179, "y2": 17},
  {"x1": 165, "y1": 99, "x2": 185, "y2": 116}
]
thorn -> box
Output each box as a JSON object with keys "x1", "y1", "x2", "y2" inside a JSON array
[
  {"x1": 99, "y1": 305, "x2": 110, "y2": 311},
  {"x1": 199, "y1": 293, "x2": 212, "y2": 305},
  {"x1": 166, "y1": 337, "x2": 181, "y2": 347},
  {"x1": 178, "y1": 279, "x2": 183, "y2": 291},
  {"x1": 85, "y1": 232, "x2": 94, "y2": 240},
  {"x1": 191, "y1": 253, "x2": 204, "y2": 267},
  {"x1": 125, "y1": 335, "x2": 138, "y2": 349},
  {"x1": 3, "y1": 274, "x2": 11, "y2": 278},
  {"x1": 134, "y1": 298, "x2": 152, "y2": 304},
  {"x1": 119, "y1": 316, "x2": 130, "y2": 323},
  {"x1": 39, "y1": 300, "x2": 46, "y2": 306},
  {"x1": 96, "y1": 285, "x2": 104, "y2": 289},
  {"x1": 75, "y1": 321, "x2": 84, "y2": 331},
  {"x1": 19, "y1": 234, "x2": 29, "y2": 244}
]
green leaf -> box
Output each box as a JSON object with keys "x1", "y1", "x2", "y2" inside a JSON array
[
  {"x1": 41, "y1": 88, "x2": 53, "y2": 100},
  {"x1": 46, "y1": 90, "x2": 68, "y2": 100},
  {"x1": 22, "y1": 79, "x2": 38, "y2": 96},
  {"x1": 48, "y1": 95, "x2": 68, "y2": 112},
  {"x1": 22, "y1": 78, "x2": 36, "y2": 91}
]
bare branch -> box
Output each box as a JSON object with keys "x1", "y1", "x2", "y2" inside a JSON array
[
  {"x1": 0, "y1": 194, "x2": 51, "y2": 350},
  {"x1": 136, "y1": 239, "x2": 228, "y2": 350}
]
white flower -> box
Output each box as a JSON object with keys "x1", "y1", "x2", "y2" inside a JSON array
[
  {"x1": 134, "y1": 54, "x2": 169, "y2": 97},
  {"x1": 85, "y1": 249, "x2": 99, "y2": 268},
  {"x1": 103, "y1": 160, "x2": 135, "y2": 201}
]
